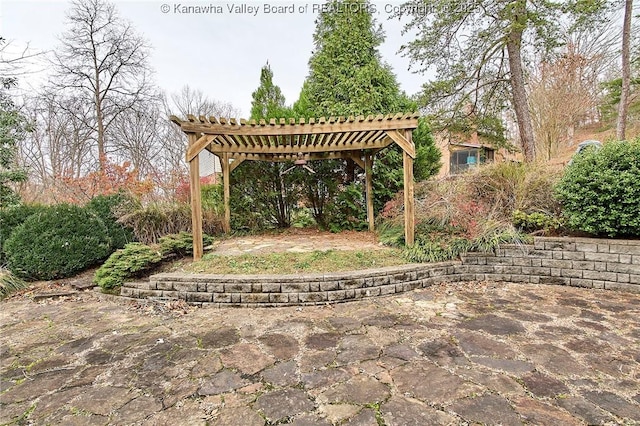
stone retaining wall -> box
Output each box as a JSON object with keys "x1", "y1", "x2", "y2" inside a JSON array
[
  {"x1": 462, "y1": 237, "x2": 640, "y2": 293},
  {"x1": 121, "y1": 237, "x2": 640, "y2": 307}
]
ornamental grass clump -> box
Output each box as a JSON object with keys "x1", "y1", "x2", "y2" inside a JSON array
[
  {"x1": 378, "y1": 162, "x2": 556, "y2": 262},
  {"x1": 118, "y1": 202, "x2": 224, "y2": 244},
  {"x1": 0, "y1": 267, "x2": 28, "y2": 299}
]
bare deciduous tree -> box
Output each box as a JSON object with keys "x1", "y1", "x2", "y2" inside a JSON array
[
  {"x1": 110, "y1": 106, "x2": 163, "y2": 177},
  {"x1": 169, "y1": 85, "x2": 239, "y2": 119},
  {"x1": 617, "y1": 0, "x2": 634, "y2": 140},
  {"x1": 50, "y1": 0, "x2": 154, "y2": 170},
  {"x1": 529, "y1": 28, "x2": 619, "y2": 159},
  {"x1": 0, "y1": 36, "x2": 43, "y2": 88},
  {"x1": 19, "y1": 92, "x2": 95, "y2": 185},
  {"x1": 162, "y1": 85, "x2": 240, "y2": 175}
]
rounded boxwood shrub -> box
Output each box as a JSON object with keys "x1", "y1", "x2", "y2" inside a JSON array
[
  {"x1": 0, "y1": 204, "x2": 48, "y2": 262},
  {"x1": 4, "y1": 204, "x2": 112, "y2": 280},
  {"x1": 555, "y1": 139, "x2": 640, "y2": 237},
  {"x1": 86, "y1": 193, "x2": 137, "y2": 250}
]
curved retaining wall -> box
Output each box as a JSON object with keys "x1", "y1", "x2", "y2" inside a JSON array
[{"x1": 120, "y1": 237, "x2": 640, "y2": 307}]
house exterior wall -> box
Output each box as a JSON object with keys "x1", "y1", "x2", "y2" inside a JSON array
[
  {"x1": 435, "y1": 134, "x2": 453, "y2": 178},
  {"x1": 433, "y1": 131, "x2": 519, "y2": 178}
]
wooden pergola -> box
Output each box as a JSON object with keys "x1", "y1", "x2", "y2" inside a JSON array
[{"x1": 170, "y1": 113, "x2": 419, "y2": 260}]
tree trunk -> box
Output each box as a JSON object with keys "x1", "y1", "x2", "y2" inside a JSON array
[
  {"x1": 346, "y1": 158, "x2": 356, "y2": 183},
  {"x1": 616, "y1": 0, "x2": 633, "y2": 141},
  {"x1": 567, "y1": 124, "x2": 575, "y2": 148},
  {"x1": 96, "y1": 98, "x2": 106, "y2": 170},
  {"x1": 94, "y1": 62, "x2": 106, "y2": 171},
  {"x1": 276, "y1": 168, "x2": 288, "y2": 228},
  {"x1": 507, "y1": 30, "x2": 536, "y2": 162}
]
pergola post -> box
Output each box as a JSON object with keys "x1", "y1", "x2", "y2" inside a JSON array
[
  {"x1": 221, "y1": 153, "x2": 231, "y2": 233},
  {"x1": 188, "y1": 134, "x2": 204, "y2": 260},
  {"x1": 364, "y1": 153, "x2": 375, "y2": 231},
  {"x1": 403, "y1": 130, "x2": 415, "y2": 246}
]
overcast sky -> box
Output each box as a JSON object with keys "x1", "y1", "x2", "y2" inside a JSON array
[{"x1": 1, "y1": 0, "x2": 427, "y2": 117}]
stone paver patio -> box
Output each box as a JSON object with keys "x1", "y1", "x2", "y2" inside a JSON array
[{"x1": 1, "y1": 280, "x2": 639, "y2": 425}]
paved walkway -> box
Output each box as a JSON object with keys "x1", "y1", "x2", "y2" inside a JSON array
[{"x1": 1, "y1": 281, "x2": 639, "y2": 425}]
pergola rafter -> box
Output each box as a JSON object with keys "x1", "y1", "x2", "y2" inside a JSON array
[{"x1": 171, "y1": 113, "x2": 419, "y2": 260}]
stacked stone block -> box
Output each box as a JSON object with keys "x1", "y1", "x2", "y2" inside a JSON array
[{"x1": 463, "y1": 237, "x2": 640, "y2": 293}]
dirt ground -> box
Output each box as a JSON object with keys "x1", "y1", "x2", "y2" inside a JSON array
[{"x1": 210, "y1": 229, "x2": 386, "y2": 256}]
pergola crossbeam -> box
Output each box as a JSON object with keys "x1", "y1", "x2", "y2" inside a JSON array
[
  {"x1": 227, "y1": 151, "x2": 369, "y2": 163},
  {"x1": 171, "y1": 113, "x2": 419, "y2": 136},
  {"x1": 186, "y1": 134, "x2": 216, "y2": 162},
  {"x1": 384, "y1": 130, "x2": 416, "y2": 158}
]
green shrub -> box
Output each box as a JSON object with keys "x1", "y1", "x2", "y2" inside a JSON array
[
  {"x1": 555, "y1": 139, "x2": 640, "y2": 237},
  {"x1": 327, "y1": 183, "x2": 368, "y2": 232},
  {"x1": 4, "y1": 204, "x2": 112, "y2": 280},
  {"x1": 291, "y1": 208, "x2": 316, "y2": 228},
  {"x1": 404, "y1": 220, "x2": 529, "y2": 263},
  {"x1": 0, "y1": 267, "x2": 28, "y2": 299},
  {"x1": 405, "y1": 235, "x2": 472, "y2": 263},
  {"x1": 94, "y1": 243, "x2": 162, "y2": 290},
  {"x1": 202, "y1": 183, "x2": 224, "y2": 213},
  {"x1": 372, "y1": 117, "x2": 441, "y2": 213},
  {"x1": 512, "y1": 210, "x2": 564, "y2": 233},
  {"x1": 159, "y1": 232, "x2": 214, "y2": 257},
  {"x1": 0, "y1": 204, "x2": 48, "y2": 263},
  {"x1": 86, "y1": 193, "x2": 137, "y2": 250}
]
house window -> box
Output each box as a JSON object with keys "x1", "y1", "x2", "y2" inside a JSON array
[
  {"x1": 450, "y1": 148, "x2": 494, "y2": 174},
  {"x1": 450, "y1": 149, "x2": 478, "y2": 174},
  {"x1": 483, "y1": 149, "x2": 495, "y2": 162}
]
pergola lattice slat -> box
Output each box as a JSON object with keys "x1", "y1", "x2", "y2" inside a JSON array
[{"x1": 171, "y1": 113, "x2": 419, "y2": 260}]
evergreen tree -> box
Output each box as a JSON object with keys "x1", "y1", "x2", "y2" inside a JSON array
[
  {"x1": 295, "y1": 0, "x2": 440, "y2": 225},
  {"x1": 250, "y1": 62, "x2": 287, "y2": 119},
  {"x1": 231, "y1": 63, "x2": 299, "y2": 229},
  {"x1": 0, "y1": 88, "x2": 28, "y2": 208},
  {"x1": 300, "y1": 0, "x2": 413, "y2": 116}
]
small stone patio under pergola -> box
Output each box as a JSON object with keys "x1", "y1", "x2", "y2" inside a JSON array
[{"x1": 170, "y1": 113, "x2": 420, "y2": 259}]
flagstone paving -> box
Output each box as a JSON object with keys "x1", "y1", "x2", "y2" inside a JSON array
[{"x1": 1, "y1": 281, "x2": 639, "y2": 425}]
